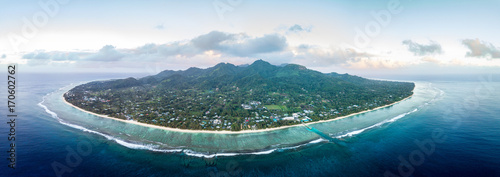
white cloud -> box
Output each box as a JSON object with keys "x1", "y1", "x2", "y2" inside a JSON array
[
  {"x1": 421, "y1": 56, "x2": 441, "y2": 64},
  {"x1": 191, "y1": 31, "x2": 234, "y2": 51},
  {"x1": 402, "y1": 40, "x2": 443, "y2": 56},
  {"x1": 16, "y1": 31, "x2": 452, "y2": 70},
  {"x1": 226, "y1": 34, "x2": 287, "y2": 57},
  {"x1": 345, "y1": 58, "x2": 408, "y2": 69},
  {"x1": 288, "y1": 45, "x2": 376, "y2": 68},
  {"x1": 22, "y1": 51, "x2": 51, "y2": 60},
  {"x1": 83, "y1": 45, "x2": 125, "y2": 62},
  {"x1": 288, "y1": 24, "x2": 312, "y2": 33},
  {"x1": 128, "y1": 31, "x2": 289, "y2": 59}
]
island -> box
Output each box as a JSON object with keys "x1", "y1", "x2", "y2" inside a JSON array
[{"x1": 64, "y1": 60, "x2": 414, "y2": 132}]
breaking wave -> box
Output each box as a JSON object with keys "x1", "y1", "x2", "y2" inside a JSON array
[{"x1": 335, "y1": 108, "x2": 418, "y2": 138}]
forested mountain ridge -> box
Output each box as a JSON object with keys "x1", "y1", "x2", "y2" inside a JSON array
[{"x1": 64, "y1": 60, "x2": 414, "y2": 131}]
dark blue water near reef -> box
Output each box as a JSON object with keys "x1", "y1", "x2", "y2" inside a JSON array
[{"x1": 1, "y1": 73, "x2": 499, "y2": 177}]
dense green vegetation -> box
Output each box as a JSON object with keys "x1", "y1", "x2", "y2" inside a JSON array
[{"x1": 64, "y1": 60, "x2": 414, "y2": 131}]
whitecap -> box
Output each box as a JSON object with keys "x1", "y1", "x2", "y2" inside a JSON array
[{"x1": 335, "y1": 108, "x2": 419, "y2": 138}]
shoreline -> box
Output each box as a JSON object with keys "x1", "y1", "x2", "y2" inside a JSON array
[{"x1": 62, "y1": 87, "x2": 414, "y2": 134}]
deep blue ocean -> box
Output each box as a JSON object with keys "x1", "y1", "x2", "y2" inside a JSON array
[{"x1": 1, "y1": 73, "x2": 499, "y2": 177}]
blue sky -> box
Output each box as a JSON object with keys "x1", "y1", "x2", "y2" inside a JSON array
[{"x1": 1, "y1": 0, "x2": 499, "y2": 76}]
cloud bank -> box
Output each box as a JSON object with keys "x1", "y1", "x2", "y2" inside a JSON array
[
  {"x1": 19, "y1": 30, "x2": 398, "y2": 70},
  {"x1": 288, "y1": 24, "x2": 312, "y2": 33},
  {"x1": 402, "y1": 40, "x2": 442, "y2": 56}
]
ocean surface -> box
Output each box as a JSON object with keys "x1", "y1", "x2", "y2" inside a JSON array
[{"x1": 1, "y1": 73, "x2": 499, "y2": 177}]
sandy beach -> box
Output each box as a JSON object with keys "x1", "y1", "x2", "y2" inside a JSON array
[{"x1": 62, "y1": 89, "x2": 413, "y2": 134}]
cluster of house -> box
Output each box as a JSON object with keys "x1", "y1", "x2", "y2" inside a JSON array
[
  {"x1": 70, "y1": 89, "x2": 382, "y2": 131},
  {"x1": 82, "y1": 96, "x2": 110, "y2": 103},
  {"x1": 241, "y1": 101, "x2": 262, "y2": 110},
  {"x1": 199, "y1": 118, "x2": 232, "y2": 129},
  {"x1": 280, "y1": 111, "x2": 313, "y2": 122}
]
